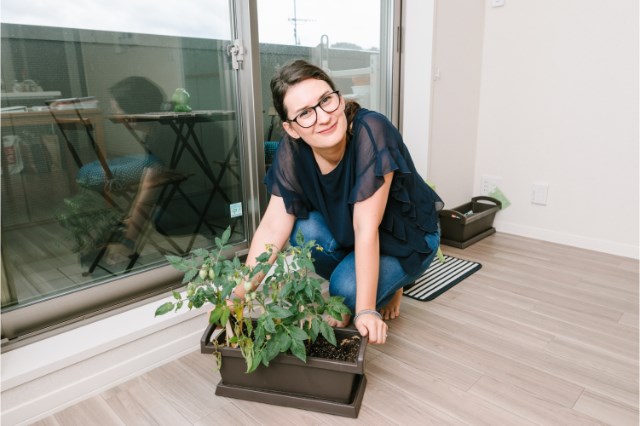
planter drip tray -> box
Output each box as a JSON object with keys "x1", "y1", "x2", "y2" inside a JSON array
[{"x1": 215, "y1": 374, "x2": 367, "y2": 418}]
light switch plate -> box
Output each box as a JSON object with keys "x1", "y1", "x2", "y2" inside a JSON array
[
  {"x1": 531, "y1": 183, "x2": 549, "y2": 206},
  {"x1": 492, "y1": 0, "x2": 505, "y2": 7}
]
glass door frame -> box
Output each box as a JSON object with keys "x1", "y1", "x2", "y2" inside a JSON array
[{"x1": 233, "y1": 0, "x2": 268, "y2": 242}]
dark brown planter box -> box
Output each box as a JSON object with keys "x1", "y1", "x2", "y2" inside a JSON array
[
  {"x1": 200, "y1": 322, "x2": 368, "y2": 417},
  {"x1": 439, "y1": 196, "x2": 501, "y2": 248}
]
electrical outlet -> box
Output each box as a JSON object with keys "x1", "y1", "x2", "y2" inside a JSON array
[
  {"x1": 481, "y1": 175, "x2": 501, "y2": 196},
  {"x1": 491, "y1": 0, "x2": 505, "y2": 7},
  {"x1": 229, "y1": 202, "x2": 243, "y2": 218}
]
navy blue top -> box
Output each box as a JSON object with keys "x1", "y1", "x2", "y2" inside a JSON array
[{"x1": 265, "y1": 108, "x2": 444, "y2": 275}]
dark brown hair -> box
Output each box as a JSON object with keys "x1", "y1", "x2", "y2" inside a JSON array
[
  {"x1": 270, "y1": 59, "x2": 360, "y2": 133},
  {"x1": 109, "y1": 76, "x2": 165, "y2": 114}
]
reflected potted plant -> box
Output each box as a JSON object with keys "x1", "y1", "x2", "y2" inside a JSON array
[
  {"x1": 54, "y1": 188, "x2": 124, "y2": 268},
  {"x1": 155, "y1": 228, "x2": 368, "y2": 417}
]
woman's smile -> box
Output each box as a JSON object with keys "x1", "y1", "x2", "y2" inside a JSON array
[{"x1": 317, "y1": 121, "x2": 338, "y2": 135}]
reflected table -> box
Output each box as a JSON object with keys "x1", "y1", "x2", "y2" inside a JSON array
[
  {"x1": 109, "y1": 110, "x2": 237, "y2": 251},
  {"x1": 0, "y1": 107, "x2": 108, "y2": 207}
]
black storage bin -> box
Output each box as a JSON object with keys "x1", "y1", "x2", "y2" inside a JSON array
[{"x1": 439, "y1": 196, "x2": 501, "y2": 248}]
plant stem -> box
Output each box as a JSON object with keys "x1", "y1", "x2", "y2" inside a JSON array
[{"x1": 225, "y1": 320, "x2": 235, "y2": 347}]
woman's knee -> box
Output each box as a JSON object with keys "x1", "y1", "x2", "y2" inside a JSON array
[
  {"x1": 329, "y1": 278, "x2": 356, "y2": 312},
  {"x1": 290, "y1": 211, "x2": 338, "y2": 253},
  {"x1": 328, "y1": 254, "x2": 357, "y2": 311}
]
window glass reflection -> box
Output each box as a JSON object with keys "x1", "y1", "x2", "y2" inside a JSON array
[{"x1": 1, "y1": 3, "x2": 245, "y2": 314}]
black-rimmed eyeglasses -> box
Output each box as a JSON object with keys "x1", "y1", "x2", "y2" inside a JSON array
[{"x1": 286, "y1": 91, "x2": 341, "y2": 128}]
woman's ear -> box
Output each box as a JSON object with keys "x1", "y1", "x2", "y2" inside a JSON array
[{"x1": 282, "y1": 121, "x2": 301, "y2": 140}]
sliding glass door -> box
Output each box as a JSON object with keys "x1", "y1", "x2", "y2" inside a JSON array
[
  {"x1": 1, "y1": 0, "x2": 255, "y2": 341},
  {"x1": 0, "y1": 0, "x2": 400, "y2": 344}
]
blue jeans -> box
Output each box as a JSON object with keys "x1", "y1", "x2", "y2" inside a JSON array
[{"x1": 290, "y1": 211, "x2": 440, "y2": 312}]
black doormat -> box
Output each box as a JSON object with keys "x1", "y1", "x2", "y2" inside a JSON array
[{"x1": 403, "y1": 255, "x2": 481, "y2": 301}]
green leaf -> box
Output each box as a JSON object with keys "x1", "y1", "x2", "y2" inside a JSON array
[
  {"x1": 290, "y1": 338, "x2": 307, "y2": 363},
  {"x1": 299, "y1": 257, "x2": 314, "y2": 271},
  {"x1": 192, "y1": 248, "x2": 209, "y2": 258},
  {"x1": 221, "y1": 226, "x2": 231, "y2": 244},
  {"x1": 183, "y1": 268, "x2": 198, "y2": 284},
  {"x1": 154, "y1": 302, "x2": 174, "y2": 316},
  {"x1": 254, "y1": 325, "x2": 266, "y2": 349},
  {"x1": 264, "y1": 316, "x2": 276, "y2": 333},
  {"x1": 337, "y1": 303, "x2": 352, "y2": 315},
  {"x1": 248, "y1": 351, "x2": 262, "y2": 373},
  {"x1": 307, "y1": 319, "x2": 318, "y2": 341},
  {"x1": 320, "y1": 321, "x2": 337, "y2": 346},
  {"x1": 304, "y1": 282, "x2": 313, "y2": 300},
  {"x1": 209, "y1": 306, "x2": 223, "y2": 324},
  {"x1": 264, "y1": 339, "x2": 280, "y2": 363},
  {"x1": 191, "y1": 290, "x2": 205, "y2": 308},
  {"x1": 255, "y1": 251, "x2": 271, "y2": 263},
  {"x1": 314, "y1": 292, "x2": 327, "y2": 307},
  {"x1": 261, "y1": 354, "x2": 270, "y2": 367},
  {"x1": 287, "y1": 325, "x2": 308, "y2": 341},
  {"x1": 311, "y1": 317, "x2": 320, "y2": 336},
  {"x1": 328, "y1": 295, "x2": 345, "y2": 304},
  {"x1": 165, "y1": 255, "x2": 185, "y2": 266},
  {"x1": 269, "y1": 305, "x2": 293, "y2": 319},
  {"x1": 213, "y1": 261, "x2": 222, "y2": 277},
  {"x1": 172, "y1": 290, "x2": 181, "y2": 300},
  {"x1": 202, "y1": 287, "x2": 218, "y2": 304},
  {"x1": 328, "y1": 296, "x2": 352, "y2": 315},
  {"x1": 279, "y1": 333, "x2": 292, "y2": 352},
  {"x1": 326, "y1": 307, "x2": 339, "y2": 321},
  {"x1": 281, "y1": 281, "x2": 293, "y2": 296},
  {"x1": 220, "y1": 307, "x2": 230, "y2": 326},
  {"x1": 214, "y1": 237, "x2": 223, "y2": 249}
]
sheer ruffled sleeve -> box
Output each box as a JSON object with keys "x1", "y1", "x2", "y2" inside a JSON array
[
  {"x1": 264, "y1": 135, "x2": 311, "y2": 218},
  {"x1": 348, "y1": 110, "x2": 444, "y2": 274},
  {"x1": 348, "y1": 110, "x2": 412, "y2": 203}
]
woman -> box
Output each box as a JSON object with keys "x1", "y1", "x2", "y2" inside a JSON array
[
  {"x1": 234, "y1": 59, "x2": 443, "y2": 344},
  {"x1": 99, "y1": 76, "x2": 172, "y2": 259}
]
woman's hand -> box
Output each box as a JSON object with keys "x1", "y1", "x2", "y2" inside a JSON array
[
  {"x1": 326, "y1": 313, "x2": 351, "y2": 328},
  {"x1": 353, "y1": 311, "x2": 388, "y2": 344}
]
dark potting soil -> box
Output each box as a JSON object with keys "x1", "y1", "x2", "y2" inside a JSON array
[{"x1": 308, "y1": 335, "x2": 361, "y2": 362}]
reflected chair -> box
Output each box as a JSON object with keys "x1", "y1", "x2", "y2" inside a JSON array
[{"x1": 48, "y1": 101, "x2": 192, "y2": 275}]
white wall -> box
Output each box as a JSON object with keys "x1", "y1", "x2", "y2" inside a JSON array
[
  {"x1": 425, "y1": 0, "x2": 486, "y2": 206},
  {"x1": 475, "y1": 0, "x2": 639, "y2": 258},
  {"x1": 407, "y1": 0, "x2": 638, "y2": 258},
  {"x1": 400, "y1": 0, "x2": 434, "y2": 175}
]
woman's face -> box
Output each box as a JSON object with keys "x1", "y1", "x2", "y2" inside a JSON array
[{"x1": 281, "y1": 78, "x2": 347, "y2": 151}]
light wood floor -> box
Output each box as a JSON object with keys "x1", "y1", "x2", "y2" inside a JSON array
[{"x1": 31, "y1": 233, "x2": 639, "y2": 425}]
